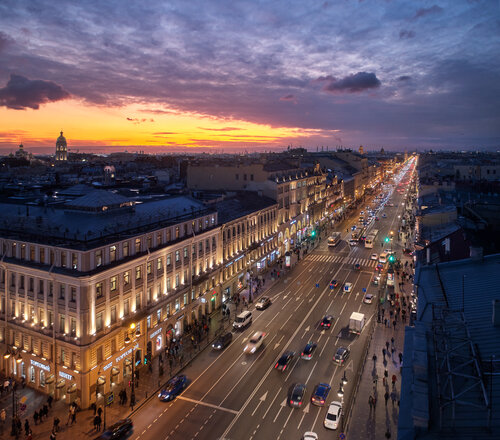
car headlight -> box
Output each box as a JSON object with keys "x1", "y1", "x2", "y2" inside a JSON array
[
  {"x1": 251, "y1": 347, "x2": 256, "y2": 353},
  {"x1": 158, "y1": 393, "x2": 162, "y2": 398}
]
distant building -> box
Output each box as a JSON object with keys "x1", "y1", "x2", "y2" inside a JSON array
[{"x1": 55, "y1": 131, "x2": 68, "y2": 162}]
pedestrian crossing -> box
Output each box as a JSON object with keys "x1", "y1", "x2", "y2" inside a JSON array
[{"x1": 305, "y1": 253, "x2": 380, "y2": 268}]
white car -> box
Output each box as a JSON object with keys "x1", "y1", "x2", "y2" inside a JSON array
[
  {"x1": 302, "y1": 433, "x2": 318, "y2": 440},
  {"x1": 378, "y1": 253, "x2": 388, "y2": 264},
  {"x1": 243, "y1": 331, "x2": 266, "y2": 354},
  {"x1": 343, "y1": 282, "x2": 353, "y2": 293},
  {"x1": 370, "y1": 253, "x2": 378, "y2": 260},
  {"x1": 364, "y1": 293, "x2": 374, "y2": 304},
  {"x1": 324, "y1": 401, "x2": 342, "y2": 430}
]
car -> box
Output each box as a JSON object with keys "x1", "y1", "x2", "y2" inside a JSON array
[
  {"x1": 364, "y1": 293, "x2": 374, "y2": 304},
  {"x1": 212, "y1": 332, "x2": 233, "y2": 350},
  {"x1": 320, "y1": 315, "x2": 334, "y2": 329},
  {"x1": 243, "y1": 331, "x2": 266, "y2": 354},
  {"x1": 288, "y1": 383, "x2": 307, "y2": 408},
  {"x1": 382, "y1": 213, "x2": 387, "y2": 218},
  {"x1": 353, "y1": 263, "x2": 361, "y2": 271},
  {"x1": 255, "y1": 296, "x2": 272, "y2": 310},
  {"x1": 360, "y1": 210, "x2": 364, "y2": 215},
  {"x1": 311, "y1": 383, "x2": 331, "y2": 406},
  {"x1": 375, "y1": 216, "x2": 379, "y2": 221},
  {"x1": 384, "y1": 249, "x2": 393, "y2": 255},
  {"x1": 344, "y1": 282, "x2": 353, "y2": 293},
  {"x1": 330, "y1": 279, "x2": 338, "y2": 288},
  {"x1": 94, "y1": 418, "x2": 133, "y2": 440},
  {"x1": 158, "y1": 375, "x2": 187, "y2": 401},
  {"x1": 379, "y1": 253, "x2": 388, "y2": 264},
  {"x1": 375, "y1": 263, "x2": 384, "y2": 272},
  {"x1": 301, "y1": 342, "x2": 317, "y2": 360},
  {"x1": 373, "y1": 274, "x2": 381, "y2": 285},
  {"x1": 403, "y1": 248, "x2": 413, "y2": 256},
  {"x1": 351, "y1": 225, "x2": 357, "y2": 231},
  {"x1": 301, "y1": 433, "x2": 318, "y2": 440},
  {"x1": 334, "y1": 347, "x2": 350, "y2": 365},
  {"x1": 324, "y1": 401, "x2": 342, "y2": 430},
  {"x1": 275, "y1": 351, "x2": 295, "y2": 371},
  {"x1": 370, "y1": 253, "x2": 378, "y2": 260}
]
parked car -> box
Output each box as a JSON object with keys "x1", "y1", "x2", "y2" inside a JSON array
[
  {"x1": 311, "y1": 383, "x2": 331, "y2": 406},
  {"x1": 255, "y1": 296, "x2": 272, "y2": 310},
  {"x1": 301, "y1": 342, "x2": 317, "y2": 360},
  {"x1": 158, "y1": 375, "x2": 187, "y2": 401},
  {"x1": 288, "y1": 383, "x2": 306, "y2": 408},
  {"x1": 94, "y1": 418, "x2": 133, "y2": 440},
  {"x1": 211, "y1": 332, "x2": 233, "y2": 350}
]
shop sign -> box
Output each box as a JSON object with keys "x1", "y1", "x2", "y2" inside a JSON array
[
  {"x1": 150, "y1": 328, "x2": 162, "y2": 339},
  {"x1": 59, "y1": 371, "x2": 73, "y2": 381},
  {"x1": 31, "y1": 359, "x2": 50, "y2": 372},
  {"x1": 102, "y1": 361, "x2": 113, "y2": 372},
  {"x1": 115, "y1": 343, "x2": 139, "y2": 363}
]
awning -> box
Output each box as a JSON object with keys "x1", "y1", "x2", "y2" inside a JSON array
[
  {"x1": 97, "y1": 376, "x2": 106, "y2": 386},
  {"x1": 56, "y1": 379, "x2": 65, "y2": 389},
  {"x1": 45, "y1": 375, "x2": 55, "y2": 385},
  {"x1": 111, "y1": 367, "x2": 120, "y2": 376}
]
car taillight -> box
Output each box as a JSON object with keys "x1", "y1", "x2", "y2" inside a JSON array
[
  {"x1": 321, "y1": 400, "x2": 324, "y2": 404},
  {"x1": 283, "y1": 365, "x2": 287, "y2": 371},
  {"x1": 275, "y1": 363, "x2": 278, "y2": 368},
  {"x1": 290, "y1": 400, "x2": 293, "y2": 405},
  {"x1": 298, "y1": 401, "x2": 302, "y2": 406},
  {"x1": 301, "y1": 353, "x2": 304, "y2": 356}
]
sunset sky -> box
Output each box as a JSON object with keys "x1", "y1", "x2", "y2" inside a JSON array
[{"x1": 0, "y1": 0, "x2": 499, "y2": 154}]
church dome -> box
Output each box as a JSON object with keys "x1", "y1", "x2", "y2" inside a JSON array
[{"x1": 57, "y1": 131, "x2": 67, "y2": 145}]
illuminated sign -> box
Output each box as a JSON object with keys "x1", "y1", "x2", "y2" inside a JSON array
[
  {"x1": 59, "y1": 371, "x2": 73, "y2": 381},
  {"x1": 115, "y1": 343, "x2": 139, "y2": 363},
  {"x1": 102, "y1": 362, "x2": 113, "y2": 372},
  {"x1": 31, "y1": 359, "x2": 50, "y2": 372},
  {"x1": 149, "y1": 328, "x2": 162, "y2": 339}
]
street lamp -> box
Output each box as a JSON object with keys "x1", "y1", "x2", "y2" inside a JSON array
[
  {"x1": 125, "y1": 323, "x2": 141, "y2": 410},
  {"x1": 337, "y1": 381, "x2": 344, "y2": 397}
]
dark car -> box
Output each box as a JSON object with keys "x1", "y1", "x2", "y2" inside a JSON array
[
  {"x1": 275, "y1": 351, "x2": 295, "y2": 371},
  {"x1": 301, "y1": 342, "x2": 318, "y2": 360},
  {"x1": 353, "y1": 263, "x2": 361, "y2": 271},
  {"x1": 158, "y1": 375, "x2": 187, "y2": 401},
  {"x1": 311, "y1": 383, "x2": 331, "y2": 406},
  {"x1": 351, "y1": 225, "x2": 357, "y2": 231},
  {"x1": 255, "y1": 296, "x2": 272, "y2": 310},
  {"x1": 403, "y1": 248, "x2": 413, "y2": 256},
  {"x1": 330, "y1": 279, "x2": 338, "y2": 288},
  {"x1": 212, "y1": 332, "x2": 233, "y2": 350},
  {"x1": 375, "y1": 263, "x2": 384, "y2": 272},
  {"x1": 94, "y1": 418, "x2": 133, "y2": 440},
  {"x1": 288, "y1": 383, "x2": 307, "y2": 408},
  {"x1": 320, "y1": 315, "x2": 334, "y2": 329},
  {"x1": 334, "y1": 347, "x2": 350, "y2": 365}
]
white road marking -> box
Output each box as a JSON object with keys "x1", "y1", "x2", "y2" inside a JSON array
[
  {"x1": 273, "y1": 399, "x2": 287, "y2": 423},
  {"x1": 251, "y1": 392, "x2": 268, "y2": 416}
]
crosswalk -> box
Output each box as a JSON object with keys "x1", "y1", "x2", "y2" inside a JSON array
[{"x1": 305, "y1": 253, "x2": 380, "y2": 268}]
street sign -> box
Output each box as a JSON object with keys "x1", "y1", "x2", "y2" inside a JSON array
[
  {"x1": 106, "y1": 392, "x2": 114, "y2": 406},
  {"x1": 362, "y1": 288, "x2": 366, "y2": 293},
  {"x1": 339, "y1": 433, "x2": 346, "y2": 440}
]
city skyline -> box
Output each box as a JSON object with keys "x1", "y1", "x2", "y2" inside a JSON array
[{"x1": 1, "y1": 0, "x2": 499, "y2": 154}]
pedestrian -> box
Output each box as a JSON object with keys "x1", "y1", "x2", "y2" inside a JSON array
[
  {"x1": 368, "y1": 395, "x2": 373, "y2": 412},
  {"x1": 391, "y1": 347, "x2": 395, "y2": 358},
  {"x1": 386, "y1": 341, "x2": 390, "y2": 351},
  {"x1": 392, "y1": 374, "x2": 397, "y2": 387},
  {"x1": 391, "y1": 391, "x2": 397, "y2": 406},
  {"x1": 90, "y1": 402, "x2": 97, "y2": 416},
  {"x1": 384, "y1": 391, "x2": 389, "y2": 406},
  {"x1": 47, "y1": 395, "x2": 53, "y2": 408},
  {"x1": 96, "y1": 415, "x2": 102, "y2": 431},
  {"x1": 372, "y1": 353, "x2": 377, "y2": 363},
  {"x1": 385, "y1": 429, "x2": 391, "y2": 439},
  {"x1": 43, "y1": 404, "x2": 49, "y2": 418},
  {"x1": 382, "y1": 348, "x2": 386, "y2": 358},
  {"x1": 384, "y1": 318, "x2": 388, "y2": 327},
  {"x1": 33, "y1": 410, "x2": 38, "y2": 425},
  {"x1": 26, "y1": 429, "x2": 33, "y2": 440},
  {"x1": 399, "y1": 352, "x2": 403, "y2": 364},
  {"x1": 70, "y1": 406, "x2": 76, "y2": 425},
  {"x1": 38, "y1": 407, "x2": 43, "y2": 422},
  {"x1": 393, "y1": 320, "x2": 397, "y2": 330},
  {"x1": 53, "y1": 417, "x2": 60, "y2": 433},
  {"x1": 373, "y1": 373, "x2": 378, "y2": 387},
  {"x1": 50, "y1": 430, "x2": 56, "y2": 440},
  {"x1": 97, "y1": 407, "x2": 103, "y2": 418},
  {"x1": 93, "y1": 415, "x2": 99, "y2": 431},
  {"x1": 391, "y1": 337, "x2": 395, "y2": 347},
  {"x1": 24, "y1": 419, "x2": 30, "y2": 436}
]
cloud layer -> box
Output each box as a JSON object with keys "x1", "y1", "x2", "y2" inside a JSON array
[
  {"x1": 0, "y1": 74, "x2": 69, "y2": 109},
  {"x1": 0, "y1": 0, "x2": 499, "y2": 149}
]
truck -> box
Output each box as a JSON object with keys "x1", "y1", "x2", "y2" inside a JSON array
[{"x1": 349, "y1": 312, "x2": 365, "y2": 335}]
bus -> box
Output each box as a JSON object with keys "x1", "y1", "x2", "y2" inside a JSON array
[
  {"x1": 328, "y1": 232, "x2": 341, "y2": 247},
  {"x1": 351, "y1": 227, "x2": 365, "y2": 241},
  {"x1": 365, "y1": 234, "x2": 376, "y2": 249}
]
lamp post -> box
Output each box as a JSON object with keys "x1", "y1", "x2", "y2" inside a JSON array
[
  {"x1": 9, "y1": 351, "x2": 22, "y2": 438},
  {"x1": 124, "y1": 323, "x2": 141, "y2": 410}
]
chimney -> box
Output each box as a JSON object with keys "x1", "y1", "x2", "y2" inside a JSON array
[{"x1": 493, "y1": 299, "x2": 500, "y2": 327}]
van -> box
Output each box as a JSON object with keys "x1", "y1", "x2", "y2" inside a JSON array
[
  {"x1": 233, "y1": 311, "x2": 252, "y2": 330},
  {"x1": 379, "y1": 252, "x2": 388, "y2": 264}
]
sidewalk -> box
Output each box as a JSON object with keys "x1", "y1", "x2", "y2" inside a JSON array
[
  {"x1": 345, "y1": 252, "x2": 414, "y2": 440},
  {"x1": 0, "y1": 264, "x2": 285, "y2": 440}
]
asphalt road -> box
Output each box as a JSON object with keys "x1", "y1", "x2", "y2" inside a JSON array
[{"x1": 130, "y1": 166, "x2": 414, "y2": 440}]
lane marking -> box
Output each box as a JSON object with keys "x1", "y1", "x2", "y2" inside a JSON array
[{"x1": 177, "y1": 396, "x2": 238, "y2": 414}]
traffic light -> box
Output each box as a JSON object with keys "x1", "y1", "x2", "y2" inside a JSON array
[
  {"x1": 388, "y1": 254, "x2": 396, "y2": 264},
  {"x1": 384, "y1": 237, "x2": 390, "y2": 243},
  {"x1": 311, "y1": 230, "x2": 316, "y2": 238}
]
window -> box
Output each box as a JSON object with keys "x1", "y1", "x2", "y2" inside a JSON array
[
  {"x1": 59, "y1": 284, "x2": 65, "y2": 300},
  {"x1": 28, "y1": 278, "x2": 34, "y2": 292},
  {"x1": 250, "y1": 174, "x2": 254, "y2": 181},
  {"x1": 157, "y1": 308, "x2": 162, "y2": 322},
  {"x1": 147, "y1": 315, "x2": 151, "y2": 329},
  {"x1": 72, "y1": 253, "x2": 78, "y2": 270},
  {"x1": 110, "y1": 246, "x2": 116, "y2": 262},
  {"x1": 95, "y1": 312, "x2": 104, "y2": 332},
  {"x1": 167, "y1": 254, "x2": 171, "y2": 266},
  {"x1": 135, "y1": 238, "x2": 141, "y2": 253},
  {"x1": 95, "y1": 250, "x2": 102, "y2": 267},
  {"x1": 70, "y1": 318, "x2": 76, "y2": 336},
  {"x1": 212, "y1": 236, "x2": 216, "y2": 248},
  {"x1": 123, "y1": 299, "x2": 130, "y2": 316},
  {"x1": 40, "y1": 248, "x2": 45, "y2": 264},
  {"x1": 135, "y1": 266, "x2": 142, "y2": 280},
  {"x1": 157, "y1": 258, "x2": 162, "y2": 271},
  {"x1": 166, "y1": 303, "x2": 171, "y2": 317},
  {"x1": 147, "y1": 261, "x2": 152, "y2": 275},
  {"x1": 175, "y1": 227, "x2": 179, "y2": 239},
  {"x1": 175, "y1": 274, "x2": 179, "y2": 287},
  {"x1": 175, "y1": 250, "x2": 180, "y2": 262},
  {"x1": 30, "y1": 246, "x2": 35, "y2": 261},
  {"x1": 175, "y1": 299, "x2": 180, "y2": 311},
  {"x1": 96, "y1": 282, "x2": 103, "y2": 298},
  {"x1": 183, "y1": 293, "x2": 188, "y2": 306},
  {"x1": 206, "y1": 239, "x2": 210, "y2": 251},
  {"x1": 59, "y1": 315, "x2": 65, "y2": 333},
  {"x1": 19, "y1": 276, "x2": 24, "y2": 290},
  {"x1": 183, "y1": 247, "x2": 188, "y2": 258},
  {"x1": 147, "y1": 235, "x2": 152, "y2": 249},
  {"x1": 61, "y1": 252, "x2": 67, "y2": 268},
  {"x1": 192, "y1": 244, "x2": 196, "y2": 256},
  {"x1": 110, "y1": 276, "x2": 117, "y2": 292},
  {"x1": 40, "y1": 370, "x2": 46, "y2": 387},
  {"x1": 244, "y1": 173, "x2": 247, "y2": 181},
  {"x1": 110, "y1": 305, "x2": 117, "y2": 324},
  {"x1": 147, "y1": 287, "x2": 152, "y2": 303},
  {"x1": 136, "y1": 293, "x2": 141, "y2": 310},
  {"x1": 166, "y1": 278, "x2": 171, "y2": 292},
  {"x1": 20, "y1": 244, "x2": 25, "y2": 259},
  {"x1": 123, "y1": 271, "x2": 130, "y2": 286},
  {"x1": 96, "y1": 346, "x2": 103, "y2": 363},
  {"x1": 156, "y1": 232, "x2": 162, "y2": 246},
  {"x1": 166, "y1": 229, "x2": 171, "y2": 242},
  {"x1": 29, "y1": 366, "x2": 35, "y2": 383},
  {"x1": 123, "y1": 242, "x2": 129, "y2": 257}
]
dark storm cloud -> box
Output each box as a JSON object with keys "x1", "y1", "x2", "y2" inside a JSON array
[
  {"x1": 398, "y1": 75, "x2": 411, "y2": 81},
  {"x1": 0, "y1": 74, "x2": 70, "y2": 109},
  {"x1": 399, "y1": 30, "x2": 415, "y2": 39},
  {"x1": 414, "y1": 5, "x2": 443, "y2": 19},
  {"x1": 319, "y1": 72, "x2": 381, "y2": 93}
]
